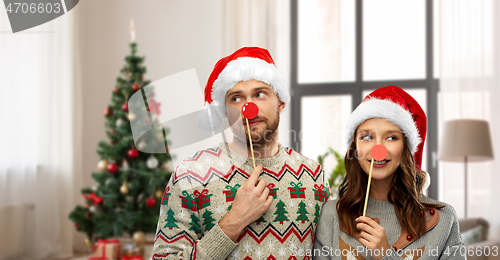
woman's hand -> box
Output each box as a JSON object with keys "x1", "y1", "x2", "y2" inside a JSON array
[{"x1": 356, "y1": 216, "x2": 391, "y2": 260}]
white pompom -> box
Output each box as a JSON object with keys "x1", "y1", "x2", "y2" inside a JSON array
[{"x1": 423, "y1": 171, "x2": 431, "y2": 190}]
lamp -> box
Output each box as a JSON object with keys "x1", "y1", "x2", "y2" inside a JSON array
[{"x1": 438, "y1": 119, "x2": 494, "y2": 218}]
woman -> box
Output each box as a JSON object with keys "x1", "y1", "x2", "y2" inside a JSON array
[{"x1": 312, "y1": 86, "x2": 464, "y2": 260}]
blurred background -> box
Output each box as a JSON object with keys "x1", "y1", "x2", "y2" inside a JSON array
[{"x1": 1, "y1": 0, "x2": 499, "y2": 259}]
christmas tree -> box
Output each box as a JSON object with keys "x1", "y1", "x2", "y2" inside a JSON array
[
  {"x1": 163, "y1": 208, "x2": 179, "y2": 230},
  {"x1": 202, "y1": 210, "x2": 216, "y2": 231},
  {"x1": 69, "y1": 42, "x2": 173, "y2": 243},
  {"x1": 273, "y1": 200, "x2": 289, "y2": 224},
  {"x1": 295, "y1": 200, "x2": 309, "y2": 223},
  {"x1": 189, "y1": 213, "x2": 201, "y2": 234},
  {"x1": 313, "y1": 203, "x2": 320, "y2": 224}
]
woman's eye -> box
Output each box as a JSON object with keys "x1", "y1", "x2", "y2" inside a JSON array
[
  {"x1": 360, "y1": 135, "x2": 372, "y2": 141},
  {"x1": 387, "y1": 136, "x2": 398, "y2": 141}
]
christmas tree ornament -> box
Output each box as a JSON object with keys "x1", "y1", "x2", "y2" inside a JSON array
[
  {"x1": 146, "y1": 156, "x2": 159, "y2": 169},
  {"x1": 116, "y1": 118, "x2": 124, "y2": 127},
  {"x1": 132, "y1": 83, "x2": 140, "y2": 91},
  {"x1": 122, "y1": 160, "x2": 129, "y2": 170},
  {"x1": 104, "y1": 107, "x2": 113, "y2": 116},
  {"x1": 155, "y1": 189, "x2": 163, "y2": 200},
  {"x1": 113, "y1": 88, "x2": 119, "y2": 94},
  {"x1": 97, "y1": 159, "x2": 108, "y2": 171},
  {"x1": 160, "y1": 162, "x2": 173, "y2": 172},
  {"x1": 127, "y1": 112, "x2": 136, "y2": 121},
  {"x1": 89, "y1": 205, "x2": 98, "y2": 213},
  {"x1": 107, "y1": 163, "x2": 118, "y2": 174},
  {"x1": 137, "y1": 141, "x2": 146, "y2": 150},
  {"x1": 132, "y1": 231, "x2": 146, "y2": 245},
  {"x1": 120, "y1": 181, "x2": 129, "y2": 194},
  {"x1": 128, "y1": 148, "x2": 139, "y2": 159},
  {"x1": 84, "y1": 237, "x2": 92, "y2": 247},
  {"x1": 122, "y1": 103, "x2": 129, "y2": 111},
  {"x1": 109, "y1": 129, "x2": 115, "y2": 134},
  {"x1": 146, "y1": 197, "x2": 156, "y2": 209}
]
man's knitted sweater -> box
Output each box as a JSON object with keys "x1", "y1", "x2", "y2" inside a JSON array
[
  {"x1": 153, "y1": 142, "x2": 330, "y2": 260},
  {"x1": 313, "y1": 196, "x2": 465, "y2": 260}
]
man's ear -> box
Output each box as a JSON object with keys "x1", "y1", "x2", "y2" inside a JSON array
[{"x1": 278, "y1": 101, "x2": 285, "y2": 113}]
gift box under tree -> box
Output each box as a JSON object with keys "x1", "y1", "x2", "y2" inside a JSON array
[
  {"x1": 90, "y1": 239, "x2": 121, "y2": 260},
  {"x1": 288, "y1": 182, "x2": 306, "y2": 199}
]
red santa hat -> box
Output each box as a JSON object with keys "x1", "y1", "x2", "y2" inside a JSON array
[
  {"x1": 197, "y1": 47, "x2": 289, "y2": 132},
  {"x1": 204, "y1": 47, "x2": 289, "y2": 107},
  {"x1": 345, "y1": 86, "x2": 428, "y2": 187}
]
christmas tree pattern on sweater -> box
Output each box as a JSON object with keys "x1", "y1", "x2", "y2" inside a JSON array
[{"x1": 153, "y1": 142, "x2": 330, "y2": 260}]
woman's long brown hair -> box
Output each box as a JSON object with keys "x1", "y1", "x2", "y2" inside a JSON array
[{"x1": 337, "y1": 132, "x2": 444, "y2": 239}]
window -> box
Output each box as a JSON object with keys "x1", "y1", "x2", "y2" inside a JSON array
[{"x1": 291, "y1": 0, "x2": 440, "y2": 198}]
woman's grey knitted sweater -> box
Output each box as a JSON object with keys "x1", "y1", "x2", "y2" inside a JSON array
[{"x1": 312, "y1": 196, "x2": 465, "y2": 259}]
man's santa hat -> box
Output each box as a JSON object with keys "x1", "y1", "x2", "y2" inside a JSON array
[
  {"x1": 345, "y1": 86, "x2": 430, "y2": 188},
  {"x1": 198, "y1": 47, "x2": 289, "y2": 131}
]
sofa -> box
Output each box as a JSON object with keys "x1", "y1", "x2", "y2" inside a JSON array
[{"x1": 458, "y1": 218, "x2": 500, "y2": 260}]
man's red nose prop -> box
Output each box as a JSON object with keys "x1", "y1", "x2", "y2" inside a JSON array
[
  {"x1": 371, "y1": 145, "x2": 388, "y2": 161},
  {"x1": 242, "y1": 102, "x2": 259, "y2": 119}
]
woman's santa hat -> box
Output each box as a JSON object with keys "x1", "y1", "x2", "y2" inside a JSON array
[
  {"x1": 345, "y1": 86, "x2": 430, "y2": 188},
  {"x1": 198, "y1": 47, "x2": 289, "y2": 131}
]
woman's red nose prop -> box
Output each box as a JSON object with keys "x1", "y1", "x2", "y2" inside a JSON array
[
  {"x1": 371, "y1": 145, "x2": 388, "y2": 161},
  {"x1": 242, "y1": 102, "x2": 259, "y2": 119}
]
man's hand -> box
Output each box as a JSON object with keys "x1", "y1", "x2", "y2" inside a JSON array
[
  {"x1": 356, "y1": 216, "x2": 391, "y2": 260},
  {"x1": 219, "y1": 164, "x2": 273, "y2": 242}
]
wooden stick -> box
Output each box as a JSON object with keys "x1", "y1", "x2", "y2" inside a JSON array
[
  {"x1": 246, "y1": 118, "x2": 256, "y2": 168},
  {"x1": 363, "y1": 158, "x2": 374, "y2": 217}
]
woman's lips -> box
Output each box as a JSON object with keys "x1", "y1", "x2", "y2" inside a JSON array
[{"x1": 368, "y1": 159, "x2": 390, "y2": 168}]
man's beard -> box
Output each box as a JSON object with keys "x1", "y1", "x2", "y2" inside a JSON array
[{"x1": 230, "y1": 110, "x2": 280, "y2": 147}]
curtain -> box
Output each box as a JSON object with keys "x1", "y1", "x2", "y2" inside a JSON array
[
  {"x1": 221, "y1": 0, "x2": 291, "y2": 147},
  {"x1": 438, "y1": 0, "x2": 500, "y2": 239},
  {"x1": 0, "y1": 7, "x2": 82, "y2": 260}
]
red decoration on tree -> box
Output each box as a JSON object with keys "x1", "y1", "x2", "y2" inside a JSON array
[
  {"x1": 82, "y1": 192, "x2": 103, "y2": 205},
  {"x1": 107, "y1": 163, "x2": 118, "y2": 174},
  {"x1": 104, "y1": 107, "x2": 113, "y2": 116},
  {"x1": 132, "y1": 83, "x2": 140, "y2": 91},
  {"x1": 146, "y1": 197, "x2": 156, "y2": 209},
  {"x1": 128, "y1": 148, "x2": 139, "y2": 159},
  {"x1": 113, "y1": 88, "x2": 119, "y2": 94},
  {"x1": 122, "y1": 103, "x2": 129, "y2": 112},
  {"x1": 242, "y1": 102, "x2": 258, "y2": 119},
  {"x1": 148, "y1": 98, "x2": 161, "y2": 115},
  {"x1": 110, "y1": 129, "x2": 115, "y2": 134}
]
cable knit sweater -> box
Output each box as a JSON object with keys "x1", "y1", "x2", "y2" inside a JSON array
[
  {"x1": 312, "y1": 196, "x2": 465, "y2": 260},
  {"x1": 153, "y1": 142, "x2": 330, "y2": 260}
]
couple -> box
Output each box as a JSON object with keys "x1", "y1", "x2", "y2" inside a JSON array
[{"x1": 152, "y1": 47, "x2": 464, "y2": 260}]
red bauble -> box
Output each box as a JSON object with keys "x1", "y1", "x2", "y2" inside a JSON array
[
  {"x1": 107, "y1": 163, "x2": 118, "y2": 174},
  {"x1": 113, "y1": 88, "x2": 119, "y2": 94},
  {"x1": 242, "y1": 102, "x2": 259, "y2": 119},
  {"x1": 110, "y1": 129, "x2": 115, "y2": 134},
  {"x1": 122, "y1": 103, "x2": 129, "y2": 111},
  {"x1": 128, "y1": 148, "x2": 139, "y2": 159},
  {"x1": 104, "y1": 107, "x2": 113, "y2": 116},
  {"x1": 146, "y1": 198, "x2": 156, "y2": 209},
  {"x1": 132, "y1": 83, "x2": 140, "y2": 91}
]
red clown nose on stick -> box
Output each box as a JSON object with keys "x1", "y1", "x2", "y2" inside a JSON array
[
  {"x1": 242, "y1": 102, "x2": 259, "y2": 168},
  {"x1": 242, "y1": 102, "x2": 259, "y2": 119},
  {"x1": 371, "y1": 144, "x2": 388, "y2": 161}
]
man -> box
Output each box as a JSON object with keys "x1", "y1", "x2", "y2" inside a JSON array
[{"x1": 153, "y1": 47, "x2": 330, "y2": 260}]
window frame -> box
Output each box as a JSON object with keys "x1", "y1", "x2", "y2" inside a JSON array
[{"x1": 290, "y1": 0, "x2": 439, "y2": 199}]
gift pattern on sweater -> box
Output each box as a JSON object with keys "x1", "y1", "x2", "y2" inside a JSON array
[
  {"x1": 313, "y1": 196, "x2": 465, "y2": 260},
  {"x1": 153, "y1": 142, "x2": 330, "y2": 260}
]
